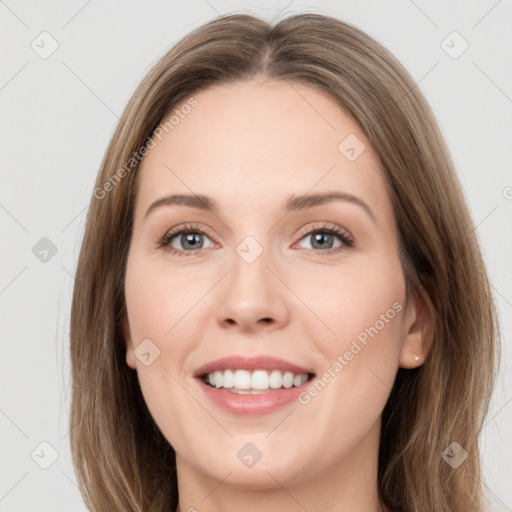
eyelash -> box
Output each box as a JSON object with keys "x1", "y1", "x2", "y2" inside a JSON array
[{"x1": 155, "y1": 222, "x2": 355, "y2": 257}]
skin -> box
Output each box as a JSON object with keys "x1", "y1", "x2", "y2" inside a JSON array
[{"x1": 122, "y1": 78, "x2": 431, "y2": 512}]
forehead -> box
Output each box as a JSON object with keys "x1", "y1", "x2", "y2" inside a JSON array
[{"x1": 135, "y1": 79, "x2": 391, "y2": 221}]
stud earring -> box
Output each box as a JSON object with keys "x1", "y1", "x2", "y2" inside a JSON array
[{"x1": 413, "y1": 353, "x2": 421, "y2": 362}]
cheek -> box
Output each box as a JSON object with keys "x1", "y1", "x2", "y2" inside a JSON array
[
  {"x1": 297, "y1": 255, "x2": 405, "y2": 347},
  {"x1": 124, "y1": 255, "x2": 203, "y2": 349},
  {"x1": 299, "y1": 257, "x2": 405, "y2": 412},
  {"x1": 123, "y1": 257, "x2": 206, "y2": 449},
  {"x1": 298, "y1": 255, "x2": 405, "y2": 408}
]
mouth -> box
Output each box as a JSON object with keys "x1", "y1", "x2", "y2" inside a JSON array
[
  {"x1": 193, "y1": 355, "x2": 316, "y2": 414},
  {"x1": 198, "y1": 369, "x2": 316, "y2": 394},
  {"x1": 194, "y1": 367, "x2": 316, "y2": 415}
]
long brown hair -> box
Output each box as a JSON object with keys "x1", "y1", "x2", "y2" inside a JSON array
[{"x1": 69, "y1": 12, "x2": 500, "y2": 511}]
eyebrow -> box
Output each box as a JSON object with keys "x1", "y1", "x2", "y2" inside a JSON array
[{"x1": 144, "y1": 191, "x2": 375, "y2": 223}]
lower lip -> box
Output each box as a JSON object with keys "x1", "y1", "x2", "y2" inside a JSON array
[{"x1": 195, "y1": 377, "x2": 313, "y2": 415}]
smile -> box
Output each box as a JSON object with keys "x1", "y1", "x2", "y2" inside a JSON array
[
  {"x1": 202, "y1": 369, "x2": 311, "y2": 393},
  {"x1": 196, "y1": 371, "x2": 316, "y2": 415}
]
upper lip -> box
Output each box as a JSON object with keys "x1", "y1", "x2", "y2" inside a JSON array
[{"x1": 193, "y1": 356, "x2": 315, "y2": 377}]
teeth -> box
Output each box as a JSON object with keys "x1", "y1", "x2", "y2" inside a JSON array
[
  {"x1": 251, "y1": 370, "x2": 269, "y2": 390},
  {"x1": 223, "y1": 369, "x2": 234, "y2": 388},
  {"x1": 204, "y1": 369, "x2": 309, "y2": 391}
]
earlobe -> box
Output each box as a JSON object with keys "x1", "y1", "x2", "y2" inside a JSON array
[
  {"x1": 399, "y1": 288, "x2": 433, "y2": 369},
  {"x1": 121, "y1": 317, "x2": 137, "y2": 369}
]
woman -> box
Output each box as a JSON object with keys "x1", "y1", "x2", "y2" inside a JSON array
[{"x1": 69, "y1": 12, "x2": 500, "y2": 512}]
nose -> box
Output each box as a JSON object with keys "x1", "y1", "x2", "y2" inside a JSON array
[{"x1": 215, "y1": 244, "x2": 290, "y2": 333}]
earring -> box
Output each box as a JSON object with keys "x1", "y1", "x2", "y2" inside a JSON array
[{"x1": 413, "y1": 353, "x2": 421, "y2": 362}]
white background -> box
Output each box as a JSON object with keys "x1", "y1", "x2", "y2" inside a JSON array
[{"x1": 0, "y1": 1, "x2": 511, "y2": 510}]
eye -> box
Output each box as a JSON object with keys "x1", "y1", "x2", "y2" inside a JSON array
[
  {"x1": 294, "y1": 223, "x2": 354, "y2": 255},
  {"x1": 157, "y1": 223, "x2": 215, "y2": 256},
  {"x1": 156, "y1": 222, "x2": 354, "y2": 257}
]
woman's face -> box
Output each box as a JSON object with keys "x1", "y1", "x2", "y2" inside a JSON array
[{"x1": 123, "y1": 79, "x2": 426, "y2": 489}]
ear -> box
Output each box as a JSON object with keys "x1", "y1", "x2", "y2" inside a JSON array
[
  {"x1": 121, "y1": 316, "x2": 137, "y2": 369},
  {"x1": 399, "y1": 288, "x2": 433, "y2": 369}
]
